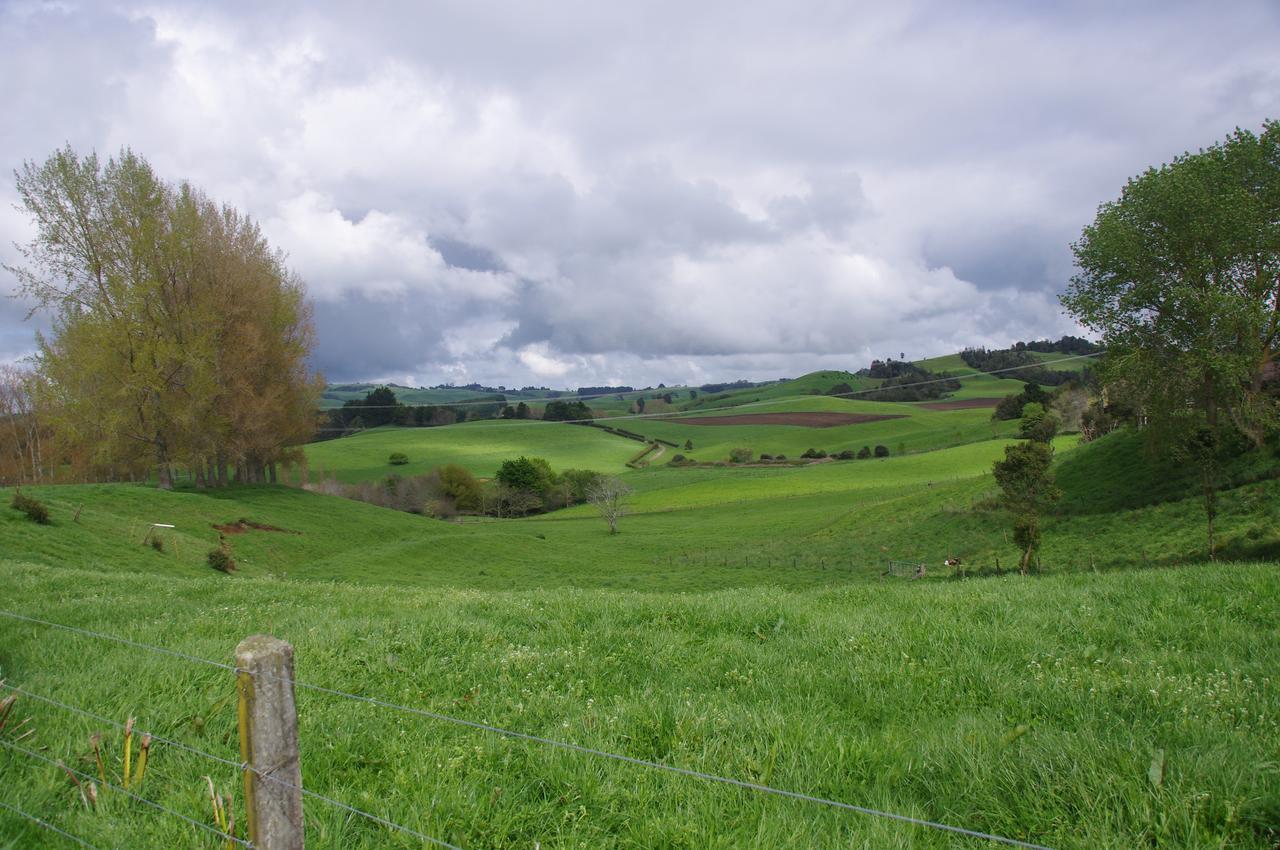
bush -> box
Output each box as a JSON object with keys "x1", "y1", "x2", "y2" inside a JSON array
[
  {"x1": 728, "y1": 447, "x2": 754, "y2": 464},
  {"x1": 775, "y1": 454, "x2": 787, "y2": 461},
  {"x1": 208, "y1": 549, "x2": 236, "y2": 573},
  {"x1": 835, "y1": 449, "x2": 856, "y2": 460},
  {"x1": 857, "y1": 446, "x2": 871, "y2": 459},
  {"x1": 670, "y1": 453, "x2": 687, "y2": 464},
  {"x1": 150, "y1": 536, "x2": 164, "y2": 552},
  {"x1": 11, "y1": 492, "x2": 50, "y2": 524},
  {"x1": 388, "y1": 452, "x2": 409, "y2": 465},
  {"x1": 759, "y1": 453, "x2": 773, "y2": 460},
  {"x1": 801, "y1": 448, "x2": 827, "y2": 459},
  {"x1": 874, "y1": 445, "x2": 890, "y2": 458}
]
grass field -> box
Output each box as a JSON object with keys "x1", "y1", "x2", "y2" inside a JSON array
[
  {"x1": 4, "y1": 396, "x2": 1279, "y2": 848},
  {"x1": 2, "y1": 559, "x2": 1276, "y2": 849},
  {"x1": 304, "y1": 419, "x2": 642, "y2": 482}
]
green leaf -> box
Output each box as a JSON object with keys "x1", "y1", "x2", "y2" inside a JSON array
[{"x1": 1148, "y1": 748, "x2": 1165, "y2": 789}]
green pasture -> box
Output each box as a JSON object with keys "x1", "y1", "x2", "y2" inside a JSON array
[
  {"x1": 304, "y1": 420, "x2": 641, "y2": 482},
  {"x1": 623, "y1": 397, "x2": 1019, "y2": 463},
  {"x1": 2, "y1": 558, "x2": 1277, "y2": 849}
]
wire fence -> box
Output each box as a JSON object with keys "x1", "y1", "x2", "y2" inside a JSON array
[{"x1": 0, "y1": 607, "x2": 1057, "y2": 850}]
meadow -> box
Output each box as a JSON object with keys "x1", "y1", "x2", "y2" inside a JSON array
[{"x1": 3, "y1": 362, "x2": 1278, "y2": 848}]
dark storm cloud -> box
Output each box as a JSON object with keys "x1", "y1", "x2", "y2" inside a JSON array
[{"x1": 2, "y1": 1, "x2": 1279, "y2": 386}]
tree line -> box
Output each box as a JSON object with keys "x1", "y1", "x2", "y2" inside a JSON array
[{"x1": 6, "y1": 147, "x2": 320, "y2": 487}]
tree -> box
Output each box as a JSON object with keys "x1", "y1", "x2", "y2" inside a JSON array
[
  {"x1": 8, "y1": 146, "x2": 320, "y2": 487},
  {"x1": 873, "y1": 445, "x2": 889, "y2": 458},
  {"x1": 495, "y1": 456, "x2": 553, "y2": 498},
  {"x1": 1062, "y1": 120, "x2": 1280, "y2": 558},
  {"x1": 992, "y1": 442, "x2": 1061, "y2": 574},
  {"x1": 587, "y1": 475, "x2": 632, "y2": 534}
]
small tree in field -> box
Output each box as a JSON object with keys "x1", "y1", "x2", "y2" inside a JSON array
[
  {"x1": 992, "y1": 441, "x2": 1061, "y2": 574},
  {"x1": 587, "y1": 475, "x2": 632, "y2": 535}
]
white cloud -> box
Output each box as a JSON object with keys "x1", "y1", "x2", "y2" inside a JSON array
[{"x1": 1, "y1": 1, "x2": 1277, "y2": 387}]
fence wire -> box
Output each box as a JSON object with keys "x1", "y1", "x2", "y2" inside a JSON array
[
  {"x1": 0, "y1": 738, "x2": 251, "y2": 847},
  {"x1": 0, "y1": 607, "x2": 1056, "y2": 850},
  {"x1": 0, "y1": 683, "x2": 463, "y2": 850},
  {"x1": 0, "y1": 798, "x2": 104, "y2": 850}
]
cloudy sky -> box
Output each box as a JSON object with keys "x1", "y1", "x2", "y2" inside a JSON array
[{"x1": 2, "y1": 2, "x2": 1278, "y2": 389}]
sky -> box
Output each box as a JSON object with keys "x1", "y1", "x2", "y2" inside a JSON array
[{"x1": 2, "y1": 2, "x2": 1278, "y2": 390}]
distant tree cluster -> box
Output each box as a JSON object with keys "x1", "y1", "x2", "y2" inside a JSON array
[
  {"x1": 575, "y1": 386, "x2": 633, "y2": 397},
  {"x1": 959, "y1": 347, "x2": 1085, "y2": 386},
  {"x1": 542, "y1": 400, "x2": 594, "y2": 421},
  {"x1": 9, "y1": 147, "x2": 320, "y2": 487}
]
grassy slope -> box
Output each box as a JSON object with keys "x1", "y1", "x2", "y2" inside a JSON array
[
  {"x1": 636, "y1": 397, "x2": 1018, "y2": 462},
  {"x1": 304, "y1": 420, "x2": 642, "y2": 482},
  {"x1": 1, "y1": 560, "x2": 1276, "y2": 850},
  {"x1": 8, "y1": 433, "x2": 1279, "y2": 591}
]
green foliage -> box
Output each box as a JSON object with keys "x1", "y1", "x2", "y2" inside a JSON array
[
  {"x1": 684, "y1": 439, "x2": 693, "y2": 451},
  {"x1": 857, "y1": 446, "x2": 871, "y2": 459},
  {"x1": 10, "y1": 492, "x2": 50, "y2": 524},
  {"x1": 435, "y1": 464, "x2": 482, "y2": 512},
  {"x1": 874, "y1": 445, "x2": 889, "y2": 458},
  {"x1": 728, "y1": 447, "x2": 754, "y2": 464},
  {"x1": 387, "y1": 452, "x2": 409, "y2": 465},
  {"x1": 801, "y1": 448, "x2": 827, "y2": 459},
  {"x1": 993, "y1": 441, "x2": 1061, "y2": 572},
  {"x1": 543, "y1": 399, "x2": 593, "y2": 421},
  {"x1": 495, "y1": 456, "x2": 554, "y2": 495}
]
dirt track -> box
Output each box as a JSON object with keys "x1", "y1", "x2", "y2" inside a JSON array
[
  {"x1": 916, "y1": 397, "x2": 1005, "y2": 410},
  {"x1": 669, "y1": 412, "x2": 907, "y2": 428}
]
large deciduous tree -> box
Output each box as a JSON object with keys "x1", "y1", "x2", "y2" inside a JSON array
[
  {"x1": 7, "y1": 146, "x2": 321, "y2": 487},
  {"x1": 1061, "y1": 120, "x2": 1280, "y2": 559}
]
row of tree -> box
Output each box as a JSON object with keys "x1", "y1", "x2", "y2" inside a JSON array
[{"x1": 8, "y1": 147, "x2": 320, "y2": 487}]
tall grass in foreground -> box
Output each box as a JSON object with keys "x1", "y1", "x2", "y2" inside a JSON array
[{"x1": 1, "y1": 560, "x2": 1276, "y2": 849}]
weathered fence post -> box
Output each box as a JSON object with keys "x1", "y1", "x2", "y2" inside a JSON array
[{"x1": 236, "y1": 635, "x2": 305, "y2": 849}]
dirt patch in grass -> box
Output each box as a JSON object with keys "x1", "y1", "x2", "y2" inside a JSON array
[
  {"x1": 212, "y1": 519, "x2": 301, "y2": 535},
  {"x1": 669, "y1": 412, "x2": 907, "y2": 428},
  {"x1": 916, "y1": 397, "x2": 1005, "y2": 410}
]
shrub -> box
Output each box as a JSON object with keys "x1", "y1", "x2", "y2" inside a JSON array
[
  {"x1": 775, "y1": 454, "x2": 787, "y2": 460},
  {"x1": 388, "y1": 452, "x2": 409, "y2": 465},
  {"x1": 150, "y1": 536, "x2": 164, "y2": 552},
  {"x1": 728, "y1": 447, "x2": 754, "y2": 464},
  {"x1": 759, "y1": 453, "x2": 773, "y2": 460},
  {"x1": 801, "y1": 448, "x2": 827, "y2": 459},
  {"x1": 670, "y1": 453, "x2": 687, "y2": 464},
  {"x1": 208, "y1": 549, "x2": 236, "y2": 573},
  {"x1": 683, "y1": 439, "x2": 693, "y2": 451},
  {"x1": 836, "y1": 449, "x2": 856, "y2": 460},
  {"x1": 857, "y1": 446, "x2": 871, "y2": 459},
  {"x1": 874, "y1": 445, "x2": 890, "y2": 458},
  {"x1": 11, "y1": 492, "x2": 49, "y2": 524}
]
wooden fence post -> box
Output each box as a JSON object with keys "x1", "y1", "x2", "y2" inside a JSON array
[{"x1": 236, "y1": 635, "x2": 305, "y2": 849}]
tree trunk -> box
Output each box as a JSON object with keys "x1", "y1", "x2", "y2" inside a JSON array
[
  {"x1": 157, "y1": 463, "x2": 173, "y2": 490},
  {"x1": 268, "y1": 462, "x2": 277, "y2": 484},
  {"x1": 1019, "y1": 546, "x2": 1033, "y2": 576},
  {"x1": 195, "y1": 467, "x2": 207, "y2": 490}
]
